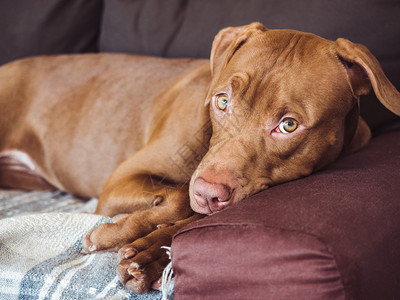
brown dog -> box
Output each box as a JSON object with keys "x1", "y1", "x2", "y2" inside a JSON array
[{"x1": 0, "y1": 23, "x2": 399, "y2": 293}]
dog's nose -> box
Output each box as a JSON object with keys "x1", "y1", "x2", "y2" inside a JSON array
[{"x1": 192, "y1": 177, "x2": 233, "y2": 213}]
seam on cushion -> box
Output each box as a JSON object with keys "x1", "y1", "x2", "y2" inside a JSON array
[{"x1": 173, "y1": 222, "x2": 348, "y2": 299}]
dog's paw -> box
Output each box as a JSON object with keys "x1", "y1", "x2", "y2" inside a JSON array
[
  {"x1": 116, "y1": 226, "x2": 173, "y2": 294},
  {"x1": 81, "y1": 222, "x2": 122, "y2": 253},
  {"x1": 81, "y1": 214, "x2": 142, "y2": 254}
]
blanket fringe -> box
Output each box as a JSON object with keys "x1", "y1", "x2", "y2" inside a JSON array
[{"x1": 160, "y1": 246, "x2": 174, "y2": 300}]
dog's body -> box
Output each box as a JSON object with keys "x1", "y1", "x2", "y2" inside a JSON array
[
  {"x1": 1, "y1": 23, "x2": 399, "y2": 293},
  {"x1": 0, "y1": 54, "x2": 210, "y2": 198}
]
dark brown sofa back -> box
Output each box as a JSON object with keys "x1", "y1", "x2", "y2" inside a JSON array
[
  {"x1": 100, "y1": 0, "x2": 400, "y2": 129},
  {"x1": 1, "y1": 0, "x2": 399, "y2": 129},
  {"x1": 0, "y1": 0, "x2": 102, "y2": 66}
]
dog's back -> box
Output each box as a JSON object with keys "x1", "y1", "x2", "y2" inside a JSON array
[{"x1": 0, "y1": 54, "x2": 209, "y2": 196}]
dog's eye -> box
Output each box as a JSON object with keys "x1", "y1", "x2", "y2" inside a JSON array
[
  {"x1": 215, "y1": 94, "x2": 229, "y2": 111},
  {"x1": 278, "y1": 118, "x2": 298, "y2": 133}
]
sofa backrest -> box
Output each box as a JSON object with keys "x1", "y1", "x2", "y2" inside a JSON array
[
  {"x1": 1, "y1": 0, "x2": 399, "y2": 129},
  {"x1": 99, "y1": 0, "x2": 400, "y2": 129},
  {"x1": 0, "y1": 0, "x2": 103, "y2": 66}
]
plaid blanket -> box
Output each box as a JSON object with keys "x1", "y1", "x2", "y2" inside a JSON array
[{"x1": 0, "y1": 190, "x2": 164, "y2": 300}]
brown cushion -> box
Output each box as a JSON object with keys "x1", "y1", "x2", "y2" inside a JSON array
[
  {"x1": 0, "y1": 0, "x2": 102, "y2": 65},
  {"x1": 172, "y1": 130, "x2": 400, "y2": 299}
]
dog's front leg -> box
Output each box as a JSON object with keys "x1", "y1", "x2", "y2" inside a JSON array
[
  {"x1": 82, "y1": 181, "x2": 192, "y2": 248},
  {"x1": 81, "y1": 171, "x2": 197, "y2": 293}
]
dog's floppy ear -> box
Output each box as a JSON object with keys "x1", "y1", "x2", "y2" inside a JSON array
[
  {"x1": 335, "y1": 38, "x2": 400, "y2": 116},
  {"x1": 336, "y1": 38, "x2": 400, "y2": 153},
  {"x1": 205, "y1": 23, "x2": 267, "y2": 106},
  {"x1": 210, "y1": 22, "x2": 267, "y2": 77},
  {"x1": 210, "y1": 22, "x2": 267, "y2": 75}
]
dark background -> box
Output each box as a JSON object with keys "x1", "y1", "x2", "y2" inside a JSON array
[{"x1": 1, "y1": 0, "x2": 399, "y2": 129}]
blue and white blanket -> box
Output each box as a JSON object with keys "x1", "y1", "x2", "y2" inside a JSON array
[{"x1": 0, "y1": 190, "x2": 165, "y2": 300}]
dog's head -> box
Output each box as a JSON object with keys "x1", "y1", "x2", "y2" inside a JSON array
[{"x1": 189, "y1": 23, "x2": 400, "y2": 215}]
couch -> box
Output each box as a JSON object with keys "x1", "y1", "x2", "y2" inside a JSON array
[{"x1": 1, "y1": 0, "x2": 399, "y2": 299}]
